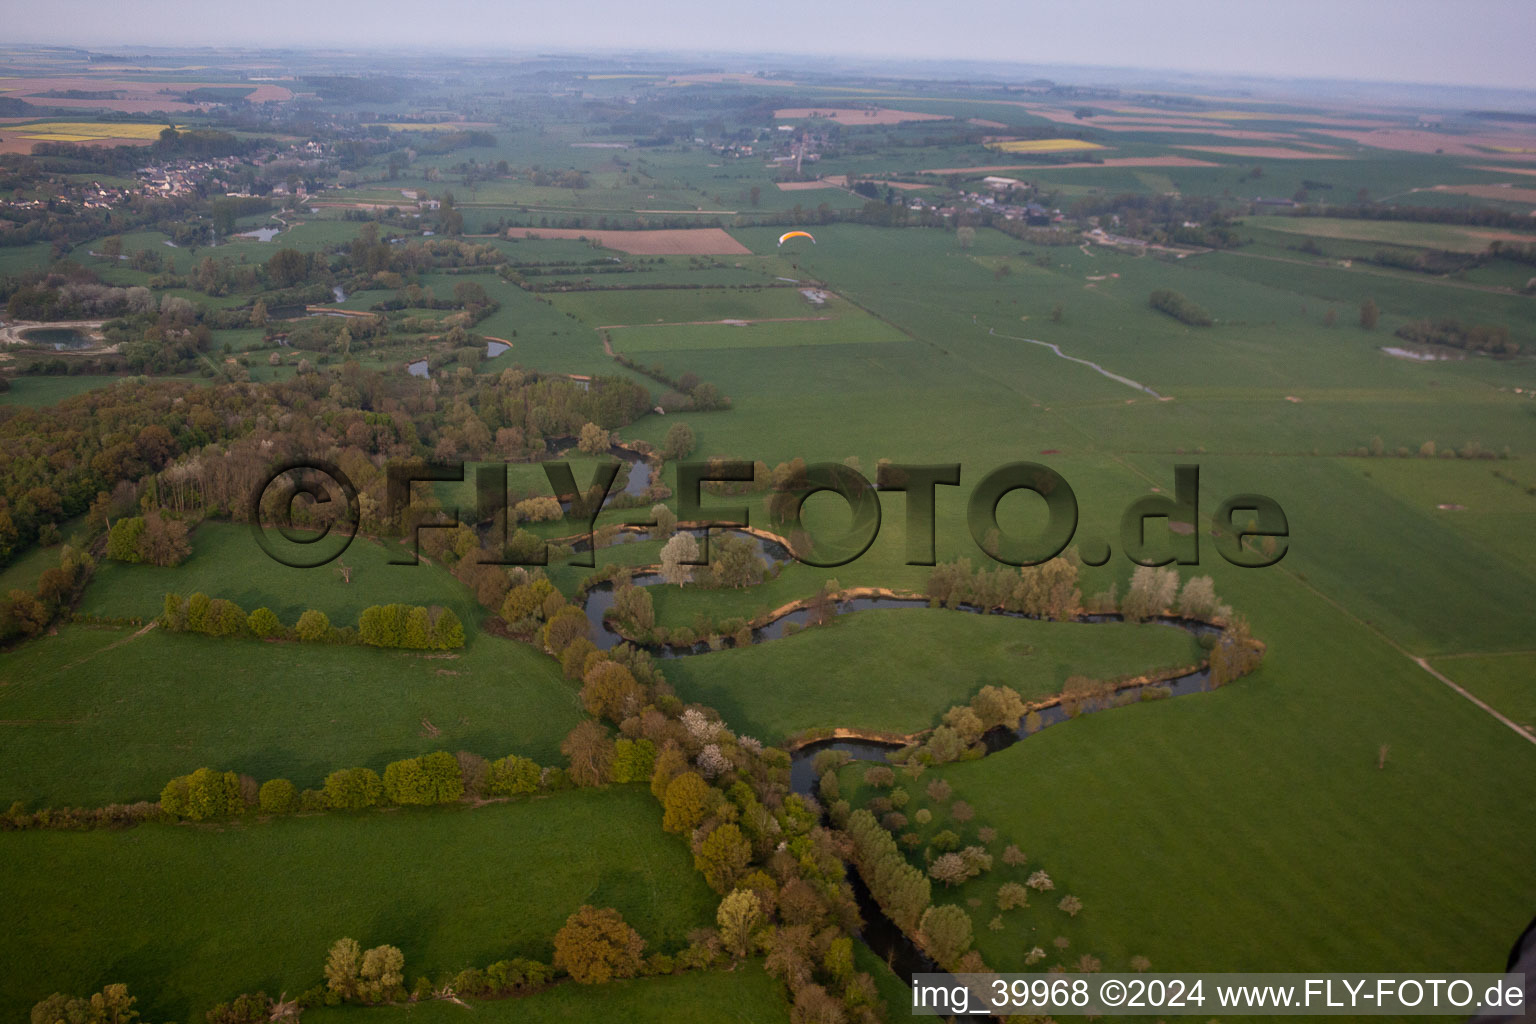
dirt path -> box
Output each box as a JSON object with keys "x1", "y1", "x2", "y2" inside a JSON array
[
  {"x1": 57, "y1": 620, "x2": 158, "y2": 673},
  {"x1": 1413, "y1": 658, "x2": 1535, "y2": 745}
]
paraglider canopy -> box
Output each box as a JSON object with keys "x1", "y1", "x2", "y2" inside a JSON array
[{"x1": 777, "y1": 230, "x2": 816, "y2": 247}]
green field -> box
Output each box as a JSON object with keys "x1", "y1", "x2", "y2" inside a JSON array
[
  {"x1": 0, "y1": 789, "x2": 714, "y2": 1024},
  {"x1": 664, "y1": 609, "x2": 1204, "y2": 742},
  {"x1": 3, "y1": 55, "x2": 1536, "y2": 1024},
  {"x1": 1427, "y1": 653, "x2": 1536, "y2": 734},
  {"x1": 0, "y1": 375, "x2": 127, "y2": 407},
  {"x1": 301, "y1": 966, "x2": 790, "y2": 1024},
  {"x1": 1240, "y1": 215, "x2": 1536, "y2": 253},
  {"x1": 838, "y1": 556, "x2": 1536, "y2": 976},
  {"x1": 79, "y1": 522, "x2": 483, "y2": 630},
  {"x1": 0, "y1": 624, "x2": 582, "y2": 805}
]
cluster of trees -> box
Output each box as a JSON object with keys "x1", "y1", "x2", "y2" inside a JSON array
[
  {"x1": 0, "y1": 348, "x2": 658, "y2": 572},
  {"x1": 30, "y1": 985, "x2": 153, "y2": 1024},
  {"x1": 504, "y1": 584, "x2": 896, "y2": 1022},
  {"x1": 358, "y1": 603, "x2": 466, "y2": 650},
  {"x1": 608, "y1": 351, "x2": 730, "y2": 412},
  {"x1": 322, "y1": 939, "x2": 406, "y2": 1004},
  {"x1": 157, "y1": 747, "x2": 552, "y2": 822},
  {"x1": 1366, "y1": 247, "x2": 1483, "y2": 277},
  {"x1": 1148, "y1": 289, "x2": 1214, "y2": 327},
  {"x1": 1209, "y1": 618, "x2": 1266, "y2": 687},
  {"x1": 658, "y1": 531, "x2": 768, "y2": 591},
  {"x1": 1073, "y1": 192, "x2": 1239, "y2": 249},
  {"x1": 2, "y1": 795, "x2": 161, "y2": 833},
  {"x1": 0, "y1": 379, "x2": 244, "y2": 563},
  {"x1": 158, "y1": 592, "x2": 464, "y2": 650},
  {"x1": 1395, "y1": 317, "x2": 1521, "y2": 355},
  {"x1": 0, "y1": 543, "x2": 92, "y2": 643},
  {"x1": 1121, "y1": 565, "x2": 1230, "y2": 624},
  {"x1": 1353, "y1": 438, "x2": 1507, "y2": 461},
  {"x1": 105, "y1": 510, "x2": 191, "y2": 566},
  {"x1": 305, "y1": 895, "x2": 740, "y2": 1012},
  {"x1": 888, "y1": 685, "x2": 1030, "y2": 768},
  {"x1": 844, "y1": 808, "x2": 934, "y2": 936},
  {"x1": 847, "y1": 763, "x2": 1118, "y2": 973},
  {"x1": 1287, "y1": 202, "x2": 1536, "y2": 231},
  {"x1": 926, "y1": 555, "x2": 1082, "y2": 620},
  {"x1": 3, "y1": 267, "x2": 159, "y2": 321}
]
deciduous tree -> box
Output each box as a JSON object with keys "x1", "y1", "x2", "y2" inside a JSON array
[{"x1": 552, "y1": 906, "x2": 646, "y2": 984}]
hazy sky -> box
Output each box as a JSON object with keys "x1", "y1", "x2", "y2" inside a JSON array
[{"x1": 16, "y1": 0, "x2": 1536, "y2": 91}]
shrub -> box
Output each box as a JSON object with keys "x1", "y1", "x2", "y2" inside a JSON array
[
  {"x1": 542, "y1": 605, "x2": 590, "y2": 654},
  {"x1": 105, "y1": 516, "x2": 146, "y2": 562},
  {"x1": 295, "y1": 608, "x2": 331, "y2": 641},
  {"x1": 488, "y1": 754, "x2": 541, "y2": 796},
  {"x1": 996, "y1": 882, "x2": 1030, "y2": 911},
  {"x1": 382, "y1": 751, "x2": 464, "y2": 805},
  {"x1": 552, "y1": 905, "x2": 646, "y2": 984},
  {"x1": 917, "y1": 904, "x2": 973, "y2": 968},
  {"x1": 322, "y1": 767, "x2": 383, "y2": 810},
  {"x1": 257, "y1": 778, "x2": 298, "y2": 814},
  {"x1": 161, "y1": 767, "x2": 241, "y2": 821},
  {"x1": 247, "y1": 607, "x2": 284, "y2": 638},
  {"x1": 610, "y1": 738, "x2": 657, "y2": 784}
]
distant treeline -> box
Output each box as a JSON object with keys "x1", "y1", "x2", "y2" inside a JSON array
[
  {"x1": 1395, "y1": 317, "x2": 1521, "y2": 355},
  {"x1": 1282, "y1": 203, "x2": 1536, "y2": 231}
]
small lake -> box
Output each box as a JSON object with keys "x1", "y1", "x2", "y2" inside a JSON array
[
  {"x1": 407, "y1": 359, "x2": 430, "y2": 378},
  {"x1": 22, "y1": 327, "x2": 94, "y2": 350},
  {"x1": 239, "y1": 227, "x2": 282, "y2": 242},
  {"x1": 486, "y1": 340, "x2": 511, "y2": 358}
]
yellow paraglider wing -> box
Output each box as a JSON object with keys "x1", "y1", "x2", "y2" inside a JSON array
[{"x1": 776, "y1": 230, "x2": 816, "y2": 247}]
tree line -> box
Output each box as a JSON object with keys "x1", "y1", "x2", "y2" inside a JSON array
[{"x1": 158, "y1": 592, "x2": 466, "y2": 650}]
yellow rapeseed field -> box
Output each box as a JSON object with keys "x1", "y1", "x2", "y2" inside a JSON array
[
  {"x1": 14, "y1": 122, "x2": 178, "y2": 140},
  {"x1": 986, "y1": 138, "x2": 1107, "y2": 153}
]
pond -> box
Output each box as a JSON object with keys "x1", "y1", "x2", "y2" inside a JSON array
[
  {"x1": 486, "y1": 340, "x2": 511, "y2": 358},
  {"x1": 407, "y1": 359, "x2": 430, "y2": 378},
  {"x1": 239, "y1": 226, "x2": 282, "y2": 242},
  {"x1": 22, "y1": 327, "x2": 94, "y2": 350}
]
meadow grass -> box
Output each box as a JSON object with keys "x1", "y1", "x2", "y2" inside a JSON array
[
  {"x1": 300, "y1": 966, "x2": 790, "y2": 1024},
  {"x1": 836, "y1": 559, "x2": 1536, "y2": 976},
  {"x1": 1243, "y1": 215, "x2": 1536, "y2": 253},
  {"x1": 0, "y1": 375, "x2": 127, "y2": 407},
  {"x1": 662, "y1": 609, "x2": 1204, "y2": 743},
  {"x1": 1425, "y1": 653, "x2": 1536, "y2": 734},
  {"x1": 79, "y1": 522, "x2": 482, "y2": 629},
  {"x1": 0, "y1": 624, "x2": 582, "y2": 805},
  {"x1": 0, "y1": 789, "x2": 714, "y2": 1024}
]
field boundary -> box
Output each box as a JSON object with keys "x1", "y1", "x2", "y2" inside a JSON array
[{"x1": 1412, "y1": 657, "x2": 1536, "y2": 745}]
